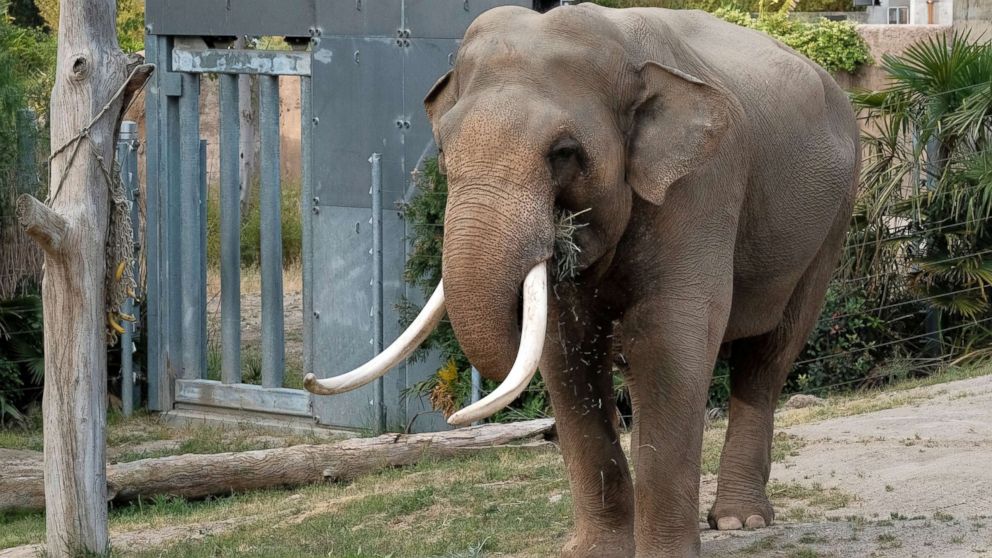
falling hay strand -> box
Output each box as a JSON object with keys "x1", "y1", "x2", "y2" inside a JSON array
[{"x1": 553, "y1": 207, "x2": 591, "y2": 282}]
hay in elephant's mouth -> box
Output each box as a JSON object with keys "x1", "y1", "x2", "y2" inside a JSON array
[{"x1": 553, "y1": 207, "x2": 591, "y2": 282}]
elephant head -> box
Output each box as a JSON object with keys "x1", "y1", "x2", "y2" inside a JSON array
[{"x1": 304, "y1": 5, "x2": 730, "y2": 424}]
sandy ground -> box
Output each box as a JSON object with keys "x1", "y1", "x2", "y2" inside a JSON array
[{"x1": 701, "y1": 374, "x2": 992, "y2": 557}]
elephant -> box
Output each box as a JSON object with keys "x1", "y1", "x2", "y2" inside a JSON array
[{"x1": 304, "y1": 3, "x2": 859, "y2": 557}]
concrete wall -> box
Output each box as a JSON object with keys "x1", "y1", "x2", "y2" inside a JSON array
[
  {"x1": 833, "y1": 24, "x2": 951, "y2": 92},
  {"x1": 953, "y1": 0, "x2": 992, "y2": 35}
]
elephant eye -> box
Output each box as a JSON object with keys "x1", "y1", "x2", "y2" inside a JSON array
[{"x1": 548, "y1": 137, "x2": 587, "y2": 188}]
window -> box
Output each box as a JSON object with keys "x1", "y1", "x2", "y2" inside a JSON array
[{"x1": 888, "y1": 6, "x2": 909, "y2": 23}]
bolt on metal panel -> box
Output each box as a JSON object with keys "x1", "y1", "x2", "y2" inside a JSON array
[
  {"x1": 404, "y1": 0, "x2": 532, "y2": 38},
  {"x1": 315, "y1": 0, "x2": 403, "y2": 37},
  {"x1": 311, "y1": 37, "x2": 405, "y2": 208},
  {"x1": 145, "y1": 0, "x2": 315, "y2": 38}
]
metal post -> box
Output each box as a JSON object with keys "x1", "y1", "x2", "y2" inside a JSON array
[
  {"x1": 470, "y1": 366, "x2": 482, "y2": 426},
  {"x1": 301, "y1": 76, "x2": 314, "y2": 379},
  {"x1": 199, "y1": 138, "x2": 208, "y2": 378},
  {"x1": 179, "y1": 71, "x2": 203, "y2": 380},
  {"x1": 118, "y1": 121, "x2": 139, "y2": 416},
  {"x1": 370, "y1": 152, "x2": 385, "y2": 434},
  {"x1": 260, "y1": 75, "x2": 285, "y2": 388},
  {"x1": 219, "y1": 74, "x2": 242, "y2": 384}
]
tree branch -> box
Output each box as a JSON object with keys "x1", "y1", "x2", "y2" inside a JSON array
[{"x1": 16, "y1": 194, "x2": 67, "y2": 257}]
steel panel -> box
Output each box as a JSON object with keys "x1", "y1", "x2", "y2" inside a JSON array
[
  {"x1": 312, "y1": 37, "x2": 405, "y2": 208},
  {"x1": 260, "y1": 75, "x2": 286, "y2": 388},
  {"x1": 315, "y1": 0, "x2": 402, "y2": 37},
  {"x1": 402, "y1": 38, "x2": 458, "y2": 192},
  {"x1": 404, "y1": 0, "x2": 532, "y2": 38},
  {"x1": 146, "y1": 0, "x2": 315, "y2": 38},
  {"x1": 310, "y1": 206, "x2": 408, "y2": 430},
  {"x1": 173, "y1": 49, "x2": 312, "y2": 76}
]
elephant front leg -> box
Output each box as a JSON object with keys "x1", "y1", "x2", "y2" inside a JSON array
[
  {"x1": 543, "y1": 296, "x2": 634, "y2": 558},
  {"x1": 624, "y1": 300, "x2": 726, "y2": 557}
]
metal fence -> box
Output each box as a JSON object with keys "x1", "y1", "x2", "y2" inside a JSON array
[{"x1": 142, "y1": 0, "x2": 537, "y2": 433}]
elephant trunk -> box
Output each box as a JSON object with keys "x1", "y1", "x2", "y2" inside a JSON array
[{"x1": 441, "y1": 178, "x2": 554, "y2": 384}]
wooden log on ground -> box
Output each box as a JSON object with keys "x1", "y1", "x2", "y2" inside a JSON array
[{"x1": 0, "y1": 419, "x2": 555, "y2": 512}]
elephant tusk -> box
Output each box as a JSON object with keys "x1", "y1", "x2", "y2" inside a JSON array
[
  {"x1": 303, "y1": 283, "x2": 447, "y2": 395},
  {"x1": 447, "y1": 262, "x2": 548, "y2": 426}
]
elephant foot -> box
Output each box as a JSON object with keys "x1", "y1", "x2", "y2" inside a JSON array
[
  {"x1": 707, "y1": 496, "x2": 774, "y2": 531},
  {"x1": 562, "y1": 531, "x2": 634, "y2": 558}
]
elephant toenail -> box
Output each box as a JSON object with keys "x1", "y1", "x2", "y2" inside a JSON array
[
  {"x1": 716, "y1": 517, "x2": 743, "y2": 530},
  {"x1": 745, "y1": 515, "x2": 767, "y2": 529}
]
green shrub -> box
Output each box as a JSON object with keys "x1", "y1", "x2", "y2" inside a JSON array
[
  {"x1": 0, "y1": 294, "x2": 43, "y2": 425},
  {"x1": 712, "y1": 8, "x2": 871, "y2": 73}
]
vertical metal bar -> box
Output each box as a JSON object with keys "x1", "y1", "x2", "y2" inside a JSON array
[
  {"x1": 180, "y1": 72, "x2": 203, "y2": 380},
  {"x1": 370, "y1": 152, "x2": 385, "y2": 434},
  {"x1": 260, "y1": 75, "x2": 284, "y2": 388},
  {"x1": 166, "y1": 45, "x2": 184, "y2": 394},
  {"x1": 470, "y1": 366, "x2": 481, "y2": 426},
  {"x1": 199, "y1": 138, "x2": 208, "y2": 379},
  {"x1": 143, "y1": 35, "x2": 161, "y2": 410},
  {"x1": 118, "y1": 121, "x2": 139, "y2": 416},
  {"x1": 219, "y1": 74, "x2": 242, "y2": 384},
  {"x1": 301, "y1": 76, "x2": 314, "y2": 380}
]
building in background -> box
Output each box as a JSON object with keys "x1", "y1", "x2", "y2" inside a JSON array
[{"x1": 856, "y1": 0, "x2": 953, "y2": 24}]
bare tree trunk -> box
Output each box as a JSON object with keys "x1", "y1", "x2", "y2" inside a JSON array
[
  {"x1": 14, "y1": 1, "x2": 149, "y2": 555},
  {"x1": 236, "y1": 36, "x2": 259, "y2": 219},
  {"x1": 0, "y1": 419, "x2": 556, "y2": 512}
]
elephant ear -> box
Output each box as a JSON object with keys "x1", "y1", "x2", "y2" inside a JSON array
[
  {"x1": 626, "y1": 62, "x2": 730, "y2": 205},
  {"x1": 424, "y1": 70, "x2": 456, "y2": 124}
]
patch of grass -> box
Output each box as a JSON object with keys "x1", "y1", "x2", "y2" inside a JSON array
[
  {"x1": 124, "y1": 449, "x2": 571, "y2": 558},
  {"x1": 776, "y1": 362, "x2": 990, "y2": 428},
  {"x1": 769, "y1": 481, "x2": 852, "y2": 511},
  {"x1": 743, "y1": 535, "x2": 780, "y2": 554},
  {"x1": 0, "y1": 427, "x2": 42, "y2": 451},
  {"x1": 876, "y1": 532, "x2": 902, "y2": 549},
  {"x1": 798, "y1": 533, "x2": 827, "y2": 544},
  {"x1": 772, "y1": 432, "x2": 807, "y2": 462},
  {"x1": 788, "y1": 548, "x2": 824, "y2": 558},
  {"x1": 934, "y1": 511, "x2": 955, "y2": 522}
]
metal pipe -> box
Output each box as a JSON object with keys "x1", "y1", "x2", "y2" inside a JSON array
[
  {"x1": 118, "y1": 121, "x2": 139, "y2": 416},
  {"x1": 199, "y1": 138, "x2": 208, "y2": 379},
  {"x1": 179, "y1": 71, "x2": 203, "y2": 380},
  {"x1": 260, "y1": 75, "x2": 285, "y2": 388},
  {"x1": 470, "y1": 366, "x2": 482, "y2": 426},
  {"x1": 370, "y1": 152, "x2": 386, "y2": 433},
  {"x1": 219, "y1": 73, "x2": 242, "y2": 384},
  {"x1": 301, "y1": 76, "x2": 314, "y2": 382}
]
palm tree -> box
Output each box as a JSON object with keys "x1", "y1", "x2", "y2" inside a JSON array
[{"x1": 852, "y1": 32, "x2": 992, "y2": 359}]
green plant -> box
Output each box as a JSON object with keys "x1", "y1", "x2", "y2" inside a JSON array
[
  {"x1": 712, "y1": 7, "x2": 871, "y2": 73},
  {"x1": 32, "y1": 0, "x2": 143, "y2": 53},
  {"x1": 399, "y1": 159, "x2": 549, "y2": 421},
  {"x1": 852, "y1": 33, "x2": 992, "y2": 361},
  {"x1": 205, "y1": 180, "x2": 303, "y2": 268},
  {"x1": 0, "y1": 294, "x2": 43, "y2": 424}
]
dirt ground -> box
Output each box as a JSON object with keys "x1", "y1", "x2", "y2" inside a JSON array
[
  {"x1": 701, "y1": 373, "x2": 992, "y2": 557},
  {"x1": 4, "y1": 373, "x2": 992, "y2": 557}
]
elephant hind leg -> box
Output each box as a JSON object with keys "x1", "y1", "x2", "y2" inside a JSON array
[{"x1": 709, "y1": 224, "x2": 848, "y2": 531}]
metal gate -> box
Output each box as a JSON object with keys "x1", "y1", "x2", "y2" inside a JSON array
[{"x1": 143, "y1": 0, "x2": 534, "y2": 432}]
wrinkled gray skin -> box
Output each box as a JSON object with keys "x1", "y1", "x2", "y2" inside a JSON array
[{"x1": 425, "y1": 4, "x2": 858, "y2": 557}]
